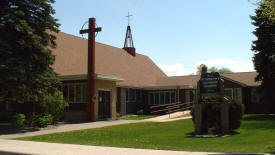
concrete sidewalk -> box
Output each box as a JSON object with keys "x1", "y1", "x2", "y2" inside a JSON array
[
  {"x1": 0, "y1": 139, "x2": 218, "y2": 155},
  {"x1": 0, "y1": 111, "x2": 191, "y2": 139},
  {"x1": 0, "y1": 120, "x2": 141, "y2": 139}
]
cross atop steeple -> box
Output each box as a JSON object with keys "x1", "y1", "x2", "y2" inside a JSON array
[{"x1": 126, "y1": 12, "x2": 132, "y2": 26}]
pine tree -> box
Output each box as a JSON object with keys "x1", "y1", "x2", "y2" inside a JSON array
[
  {"x1": 251, "y1": 0, "x2": 275, "y2": 113},
  {"x1": 0, "y1": 0, "x2": 60, "y2": 114}
]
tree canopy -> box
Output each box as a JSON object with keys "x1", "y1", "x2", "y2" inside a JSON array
[
  {"x1": 196, "y1": 64, "x2": 233, "y2": 74},
  {"x1": 251, "y1": 0, "x2": 275, "y2": 112},
  {"x1": 0, "y1": 0, "x2": 61, "y2": 114}
]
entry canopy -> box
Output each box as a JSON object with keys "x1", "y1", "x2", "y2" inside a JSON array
[{"x1": 59, "y1": 73, "x2": 124, "y2": 82}]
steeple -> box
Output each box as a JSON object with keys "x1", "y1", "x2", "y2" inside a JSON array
[{"x1": 123, "y1": 12, "x2": 136, "y2": 56}]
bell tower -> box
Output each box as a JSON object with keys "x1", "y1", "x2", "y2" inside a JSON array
[{"x1": 123, "y1": 12, "x2": 136, "y2": 56}]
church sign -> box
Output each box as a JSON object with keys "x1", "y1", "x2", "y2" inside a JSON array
[{"x1": 199, "y1": 72, "x2": 222, "y2": 96}]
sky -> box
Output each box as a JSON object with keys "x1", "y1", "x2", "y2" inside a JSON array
[{"x1": 52, "y1": 0, "x2": 257, "y2": 76}]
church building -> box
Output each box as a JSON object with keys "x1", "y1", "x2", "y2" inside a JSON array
[{"x1": 50, "y1": 22, "x2": 262, "y2": 121}]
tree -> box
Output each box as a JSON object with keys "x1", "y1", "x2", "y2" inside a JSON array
[
  {"x1": 208, "y1": 67, "x2": 218, "y2": 73},
  {"x1": 196, "y1": 64, "x2": 207, "y2": 74},
  {"x1": 219, "y1": 68, "x2": 233, "y2": 74},
  {"x1": 251, "y1": 0, "x2": 275, "y2": 113},
  {"x1": 0, "y1": 0, "x2": 61, "y2": 114},
  {"x1": 196, "y1": 64, "x2": 233, "y2": 74}
]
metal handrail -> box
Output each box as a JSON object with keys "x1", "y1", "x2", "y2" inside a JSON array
[{"x1": 150, "y1": 102, "x2": 193, "y2": 114}]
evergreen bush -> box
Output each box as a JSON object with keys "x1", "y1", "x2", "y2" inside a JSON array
[
  {"x1": 12, "y1": 113, "x2": 26, "y2": 127},
  {"x1": 191, "y1": 98, "x2": 244, "y2": 134},
  {"x1": 40, "y1": 91, "x2": 69, "y2": 123},
  {"x1": 36, "y1": 114, "x2": 54, "y2": 128}
]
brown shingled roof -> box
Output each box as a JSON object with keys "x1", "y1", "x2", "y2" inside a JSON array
[
  {"x1": 52, "y1": 32, "x2": 167, "y2": 87},
  {"x1": 221, "y1": 72, "x2": 260, "y2": 86},
  {"x1": 156, "y1": 75, "x2": 200, "y2": 87},
  {"x1": 155, "y1": 72, "x2": 260, "y2": 87}
]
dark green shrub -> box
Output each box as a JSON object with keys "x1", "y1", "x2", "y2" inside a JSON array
[
  {"x1": 201, "y1": 103, "x2": 222, "y2": 134},
  {"x1": 40, "y1": 91, "x2": 69, "y2": 123},
  {"x1": 229, "y1": 99, "x2": 244, "y2": 130},
  {"x1": 137, "y1": 109, "x2": 144, "y2": 115},
  {"x1": 191, "y1": 98, "x2": 244, "y2": 134},
  {"x1": 26, "y1": 115, "x2": 39, "y2": 127},
  {"x1": 26, "y1": 114, "x2": 54, "y2": 128},
  {"x1": 36, "y1": 114, "x2": 54, "y2": 128},
  {"x1": 12, "y1": 113, "x2": 25, "y2": 127}
]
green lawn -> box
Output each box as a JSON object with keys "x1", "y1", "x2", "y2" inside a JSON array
[
  {"x1": 120, "y1": 115, "x2": 157, "y2": 120},
  {"x1": 16, "y1": 114, "x2": 275, "y2": 153}
]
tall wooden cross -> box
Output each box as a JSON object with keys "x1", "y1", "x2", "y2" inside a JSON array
[{"x1": 80, "y1": 18, "x2": 101, "y2": 122}]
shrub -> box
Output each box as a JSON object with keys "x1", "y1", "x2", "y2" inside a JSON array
[
  {"x1": 191, "y1": 98, "x2": 244, "y2": 134},
  {"x1": 229, "y1": 99, "x2": 244, "y2": 130},
  {"x1": 137, "y1": 109, "x2": 144, "y2": 115},
  {"x1": 36, "y1": 114, "x2": 54, "y2": 128},
  {"x1": 26, "y1": 115, "x2": 39, "y2": 127},
  {"x1": 40, "y1": 91, "x2": 69, "y2": 123},
  {"x1": 12, "y1": 113, "x2": 26, "y2": 127}
]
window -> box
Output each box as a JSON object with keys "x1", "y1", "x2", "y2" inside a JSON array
[
  {"x1": 224, "y1": 88, "x2": 233, "y2": 99},
  {"x1": 155, "y1": 93, "x2": 159, "y2": 105},
  {"x1": 251, "y1": 88, "x2": 260, "y2": 103},
  {"x1": 62, "y1": 85, "x2": 68, "y2": 101},
  {"x1": 126, "y1": 89, "x2": 129, "y2": 101},
  {"x1": 68, "y1": 85, "x2": 75, "y2": 102},
  {"x1": 62, "y1": 83, "x2": 88, "y2": 103},
  {"x1": 126, "y1": 89, "x2": 136, "y2": 102},
  {"x1": 82, "y1": 84, "x2": 88, "y2": 102},
  {"x1": 75, "y1": 85, "x2": 82, "y2": 102},
  {"x1": 171, "y1": 92, "x2": 176, "y2": 103},
  {"x1": 130, "y1": 89, "x2": 136, "y2": 101},
  {"x1": 165, "y1": 92, "x2": 170, "y2": 104},
  {"x1": 149, "y1": 93, "x2": 154, "y2": 105},
  {"x1": 160, "y1": 92, "x2": 165, "y2": 104},
  {"x1": 148, "y1": 91, "x2": 176, "y2": 105},
  {"x1": 234, "y1": 88, "x2": 242, "y2": 103}
]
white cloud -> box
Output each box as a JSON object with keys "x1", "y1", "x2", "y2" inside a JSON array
[
  {"x1": 195, "y1": 58, "x2": 255, "y2": 72},
  {"x1": 157, "y1": 64, "x2": 194, "y2": 76},
  {"x1": 158, "y1": 58, "x2": 255, "y2": 76}
]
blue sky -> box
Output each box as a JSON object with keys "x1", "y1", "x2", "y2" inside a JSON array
[{"x1": 52, "y1": 0, "x2": 257, "y2": 76}]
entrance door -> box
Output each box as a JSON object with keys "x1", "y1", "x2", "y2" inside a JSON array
[{"x1": 98, "y1": 91, "x2": 111, "y2": 120}]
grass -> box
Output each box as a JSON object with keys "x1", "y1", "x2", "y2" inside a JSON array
[
  {"x1": 16, "y1": 114, "x2": 275, "y2": 153},
  {"x1": 120, "y1": 115, "x2": 157, "y2": 120}
]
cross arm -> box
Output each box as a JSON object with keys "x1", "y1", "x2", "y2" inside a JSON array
[{"x1": 79, "y1": 27, "x2": 102, "y2": 34}]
